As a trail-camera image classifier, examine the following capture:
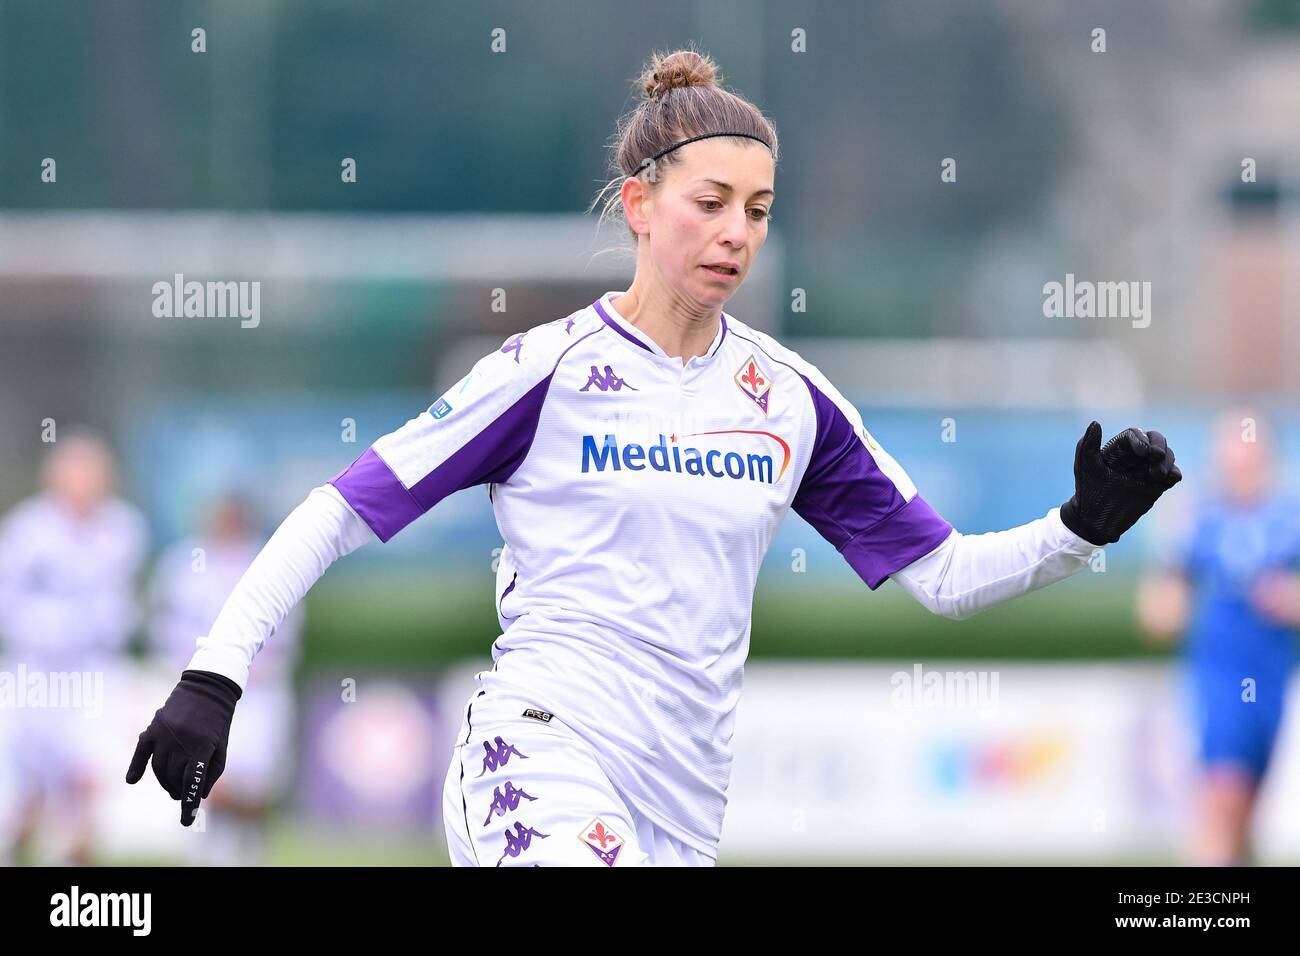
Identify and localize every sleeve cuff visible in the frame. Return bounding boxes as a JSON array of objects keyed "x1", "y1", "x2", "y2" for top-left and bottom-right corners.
[
  {"x1": 1048, "y1": 506, "x2": 1101, "y2": 556},
  {"x1": 329, "y1": 447, "x2": 423, "y2": 543},
  {"x1": 840, "y1": 494, "x2": 956, "y2": 590},
  {"x1": 186, "y1": 644, "x2": 251, "y2": 692}
]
